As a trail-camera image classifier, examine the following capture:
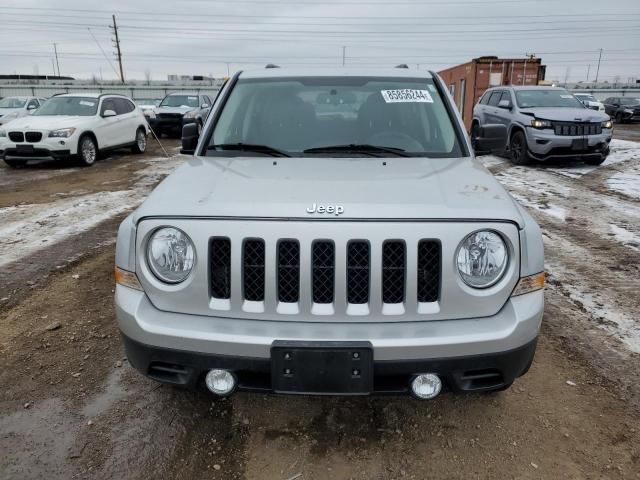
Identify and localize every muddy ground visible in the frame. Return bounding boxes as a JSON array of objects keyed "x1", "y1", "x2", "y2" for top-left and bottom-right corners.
[{"x1": 1, "y1": 126, "x2": 640, "y2": 479}]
